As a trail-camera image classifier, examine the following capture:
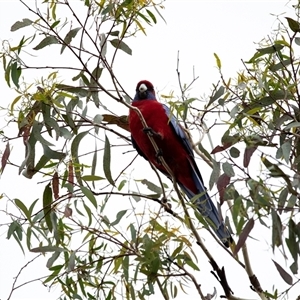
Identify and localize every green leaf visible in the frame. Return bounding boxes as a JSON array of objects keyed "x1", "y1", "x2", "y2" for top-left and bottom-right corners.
[
  {"x1": 123, "y1": 255, "x2": 129, "y2": 281},
  {"x1": 33, "y1": 36, "x2": 59, "y2": 50},
  {"x1": 30, "y1": 246, "x2": 66, "y2": 253},
  {"x1": 11, "y1": 62, "x2": 21, "y2": 88},
  {"x1": 111, "y1": 210, "x2": 127, "y2": 226},
  {"x1": 60, "y1": 127, "x2": 73, "y2": 140},
  {"x1": 34, "y1": 155, "x2": 50, "y2": 174},
  {"x1": 80, "y1": 186, "x2": 97, "y2": 208},
  {"x1": 257, "y1": 44, "x2": 284, "y2": 54},
  {"x1": 20, "y1": 131, "x2": 37, "y2": 178},
  {"x1": 57, "y1": 84, "x2": 89, "y2": 98},
  {"x1": 118, "y1": 179, "x2": 126, "y2": 191},
  {"x1": 281, "y1": 141, "x2": 291, "y2": 164},
  {"x1": 46, "y1": 251, "x2": 61, "y2": 268},
  {"x1": 68, "y1": 251, "x2": 76, "y2": 272},
  {"x1": 15, "y1": 199, "x2": 31, "y2": 221},
  {"x1": 43, "y1": 144, "x2": 66, "y2": 160},
  {"x1": 11, "y1": 18, "x2": 33, "y2": 31},
  {"x1": 32, "y1": 121, "x2": 54, "y2": 146},
  {"x1": 7, "y1": 221, "x2": 20, "y2": 239},
  {"x1": 90, "y1": 66, "x2": 103, "y2": 87},
  {"x1": 269, "y1": 59, "x2": 291, "y2": 72},
  {"x1": 99, "y1": 33, "x2": 107, "y2": 57},
  {"x1": 286, "y1": 17, "x2": 300, "y2": 33},
  {"x1": 82, "y1": 175, "x2": 105, "y2": 181},
  {"x1": 271, "y1": 209, "x2": 282, "y2": 249},
  {"x1": 284, "y1": 121, "x2": 300, "y2": 130},
  {"x1": 222, "y1": 162, "x2": 235, "y2": 177},
  {"x1": 208, "y1": 86, "x2": 225, "y2": 106},
  {"x1": 71, "y1": 131, "x2": 89, "y2": 186},
  {"x1": 295, "y1": 37, "x2": 300, "y2": 46},
  {"x1": 209, "y1": 159, "x2": 220, "y2": 190},
  {"x1": 141, "y1": 179, "x2": 162, "y2": 195},
  {"x1": 197, "y1": 142, "x2": 212, "y2": 162},
  {"x1": 185, "y1": 257, "x2": 200, "y2": 271},
  {"x1": 130, "y1": 223, "x2": 136, "y2": 242},
  {"x1": 43, "y1": 183, "x2": 53, "y2": 232},
  {"x1": 61, "y1": 27, "x2": 81, "y2": 54},
  {"x1": 103, "y1": 134, "x2": 115, "y2": 186},
  {"x1": 110, "y1": 39, "x2": 132, "y2": 55},
  {"x1": 50, "y1": 20, "x2": 60, "y2": 29},
  {"x1": 1, "y1": 141, "x2": 10, "y2": 175},
  {"x1": 278, "y1": 188, "x2": 288, "y2": 213},
  {"x1": 91, "y1": 91, "x2": 100, "y2": 108},
  {"x1": 146, "y1": 9, "x2": 157, "y2": 24},
  {"x1": 93, "y1": 114, "x2": 103, "y2": 134},
  {"x1": 91, "y1": 145, "x2": 97, "y2": 189},
  {"x1": 83, "y1": 203, "x2": 92, "y2": 226},
  {"x1": 214, "y1": 53, "x2": 221, "y2": 68},
  {"x1": 229, "y1": 147, "x2": 240, "y2": 158}
]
